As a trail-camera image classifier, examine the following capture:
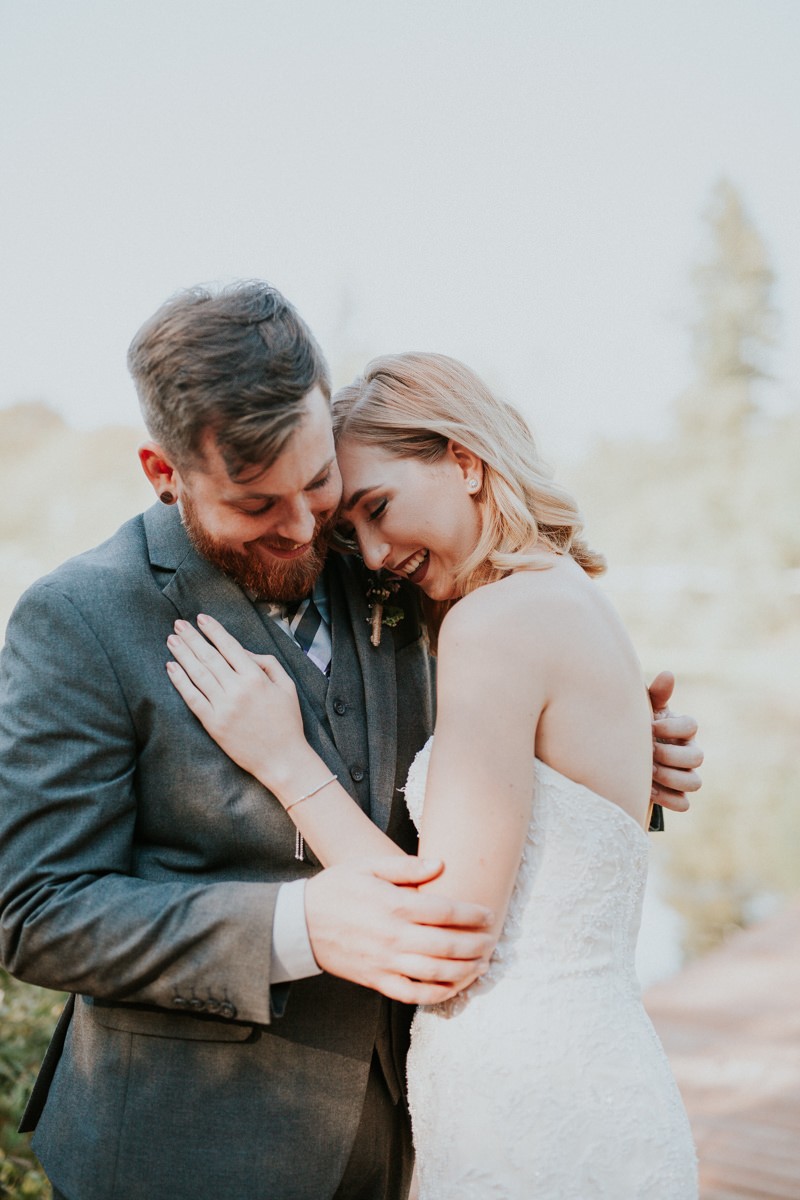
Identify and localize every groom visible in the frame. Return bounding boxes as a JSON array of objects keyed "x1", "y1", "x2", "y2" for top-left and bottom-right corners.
[{"x1": 0, "y1": 281, "x2": 701, "y2": 1200}]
